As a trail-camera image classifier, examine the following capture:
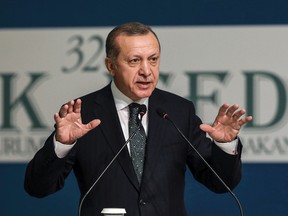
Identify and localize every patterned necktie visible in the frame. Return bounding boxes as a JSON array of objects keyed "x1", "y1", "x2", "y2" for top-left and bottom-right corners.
[{"x1": 129, "y1": 103, "x2": 146, "y2": 184}]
